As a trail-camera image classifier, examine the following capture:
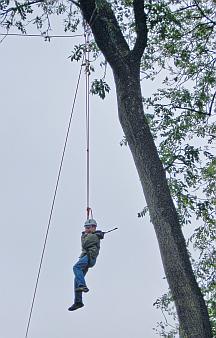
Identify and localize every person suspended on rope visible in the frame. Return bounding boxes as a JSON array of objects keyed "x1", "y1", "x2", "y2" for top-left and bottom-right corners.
[{"x1": 68, "y1": 218, "x2": 104, "y2": 311}]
